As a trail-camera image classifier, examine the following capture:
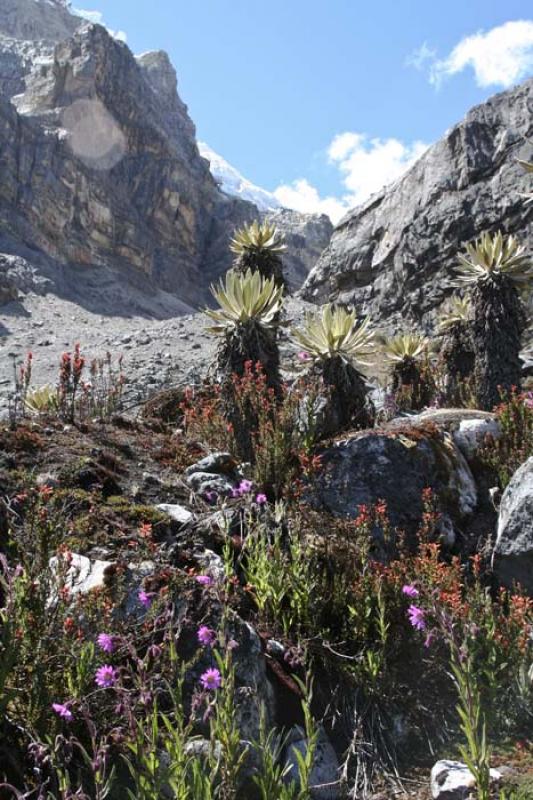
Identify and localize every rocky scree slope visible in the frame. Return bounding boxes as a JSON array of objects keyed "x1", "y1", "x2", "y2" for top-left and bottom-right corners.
[
  {"x1": 0, "y1": 0, "x2": 331, "y2": 312},
  {"x1": 302, "y1": 78, "x2": 533, "y2": 331}
]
